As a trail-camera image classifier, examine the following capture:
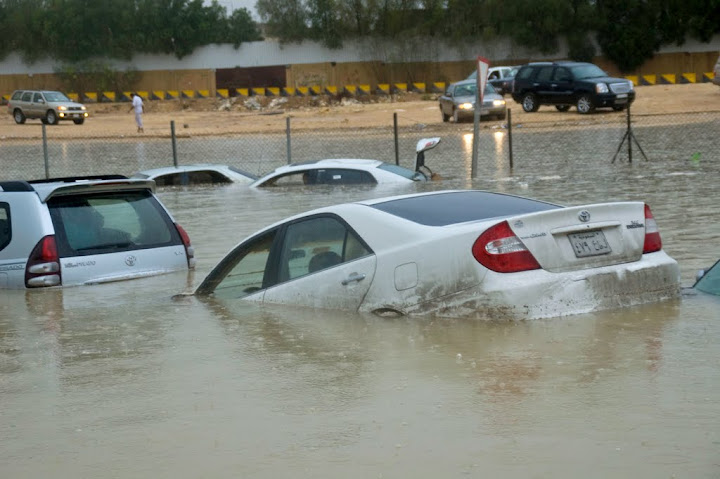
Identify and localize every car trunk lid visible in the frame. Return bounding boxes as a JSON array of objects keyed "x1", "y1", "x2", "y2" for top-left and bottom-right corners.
[{"x1": 506, "y1": 202, "x2": 648, "y2": 273}]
